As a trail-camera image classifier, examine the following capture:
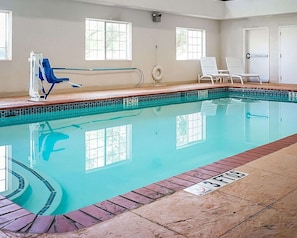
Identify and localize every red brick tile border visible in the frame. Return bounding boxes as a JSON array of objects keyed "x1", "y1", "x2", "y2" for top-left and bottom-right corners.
[{"x1": 0, "y1": 134, "x2": 297, "y2": 234}]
